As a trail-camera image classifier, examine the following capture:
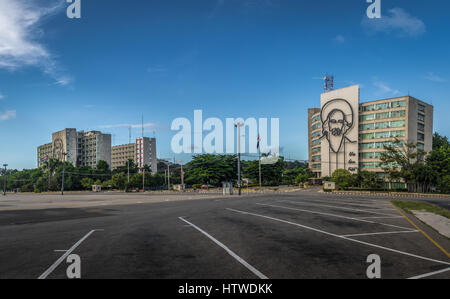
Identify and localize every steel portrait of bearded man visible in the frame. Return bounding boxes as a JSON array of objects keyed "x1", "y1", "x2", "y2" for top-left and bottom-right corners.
[{"x1": 320, "y1": 99, "x2": 356, "y2": 169}]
